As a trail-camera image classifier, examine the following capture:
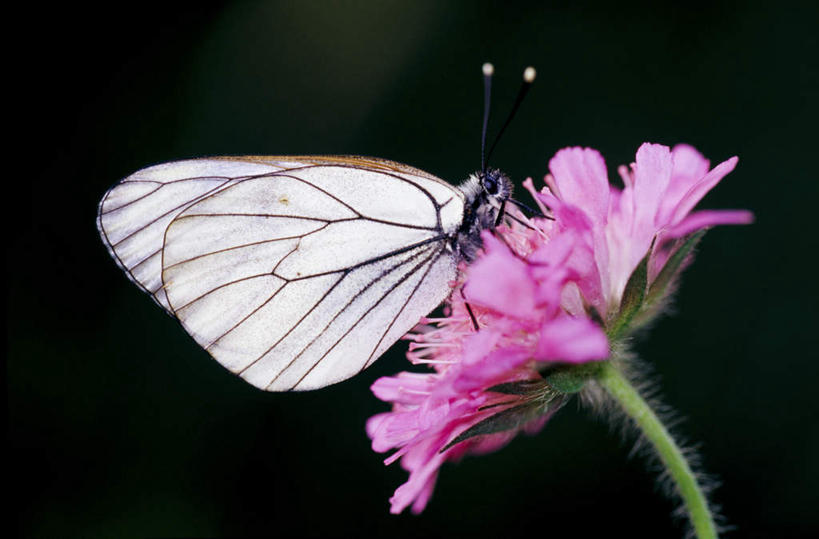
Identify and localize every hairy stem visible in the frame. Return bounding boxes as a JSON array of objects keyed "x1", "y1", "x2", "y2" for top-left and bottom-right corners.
[{"x1": 596, "y1": 361, "x2": 717, "y2": 539}]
